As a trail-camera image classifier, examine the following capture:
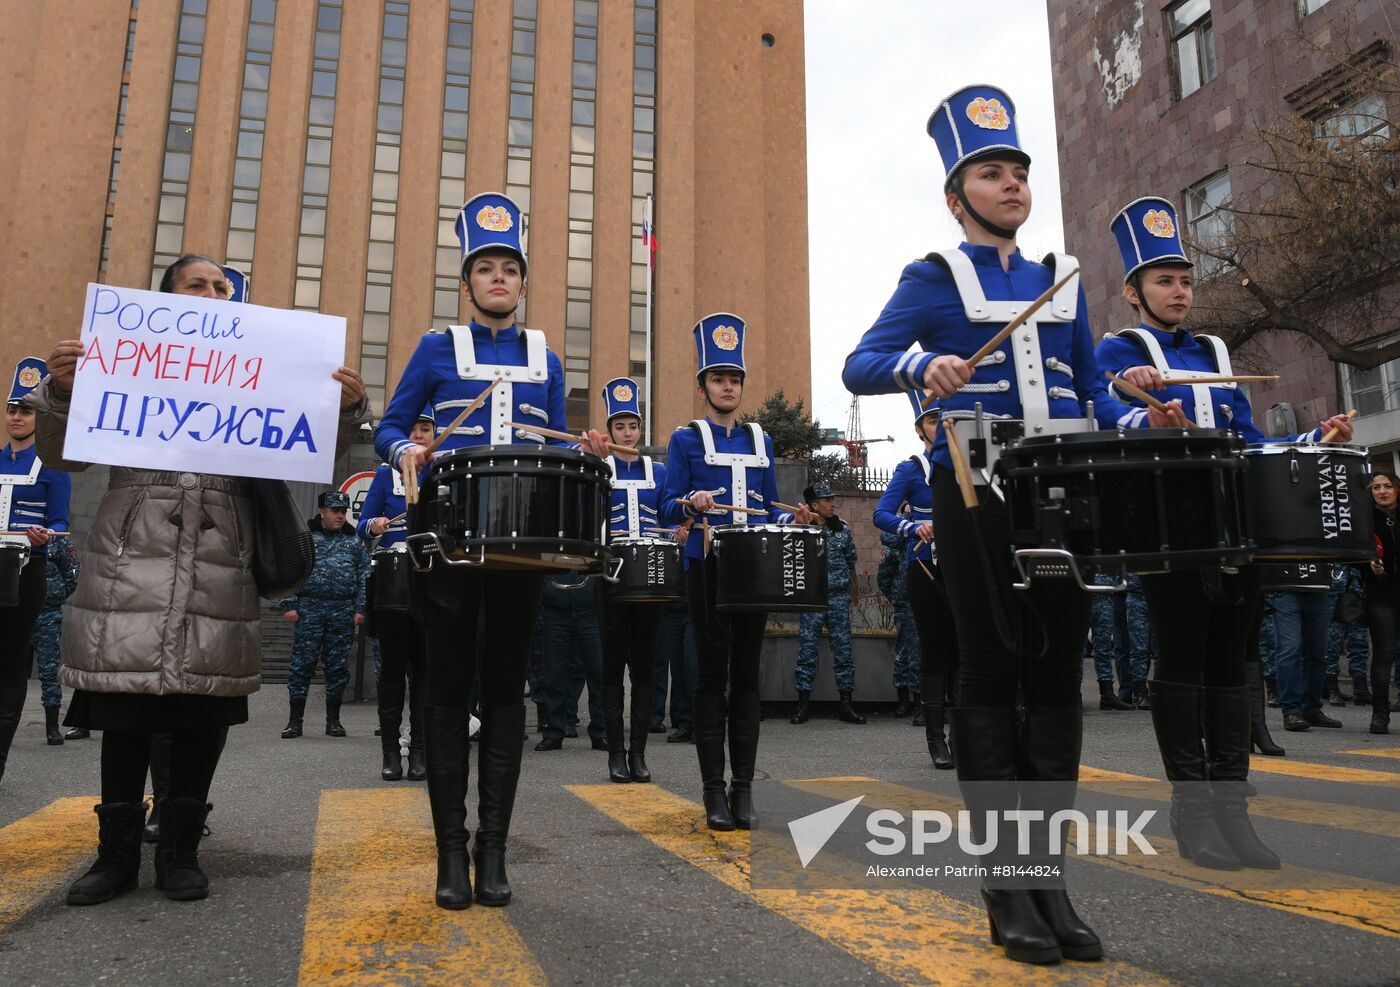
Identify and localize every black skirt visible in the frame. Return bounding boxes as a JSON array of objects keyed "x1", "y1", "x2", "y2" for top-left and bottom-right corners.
[{"x1": 64, "y1": 690, "x2": 249, "y2": 731}]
